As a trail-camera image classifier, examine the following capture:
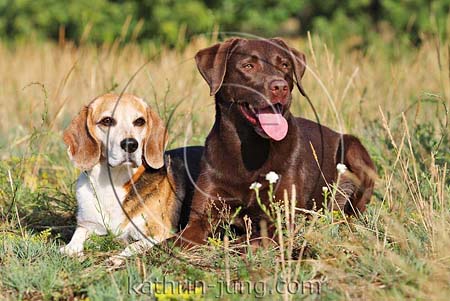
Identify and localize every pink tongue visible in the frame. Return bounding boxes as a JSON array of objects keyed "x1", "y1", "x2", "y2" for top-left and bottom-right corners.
[{"x1": 257, "y1": 112, "x2": 288, "y2": 141}]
